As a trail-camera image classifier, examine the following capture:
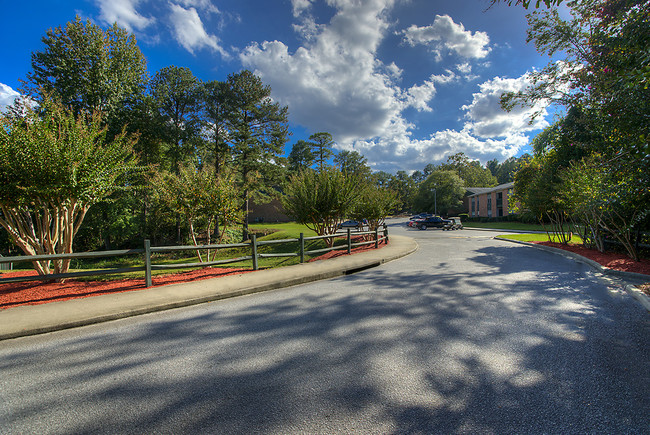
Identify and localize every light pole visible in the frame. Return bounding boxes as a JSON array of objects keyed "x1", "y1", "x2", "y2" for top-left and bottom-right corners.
[{"x1": 432, "y1": 188, "x2": 437, "y2": 216}]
